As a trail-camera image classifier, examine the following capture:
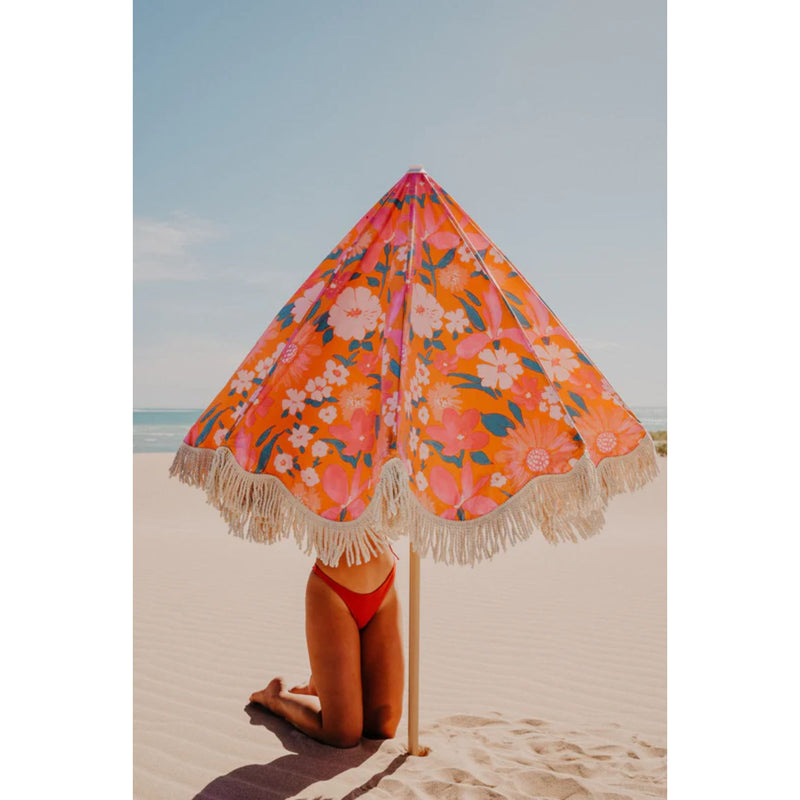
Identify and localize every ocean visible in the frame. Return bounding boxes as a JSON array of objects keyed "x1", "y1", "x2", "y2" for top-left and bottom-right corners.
[{"x1": 133, "y1": 406, "x2": 668, "y2": 454}]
